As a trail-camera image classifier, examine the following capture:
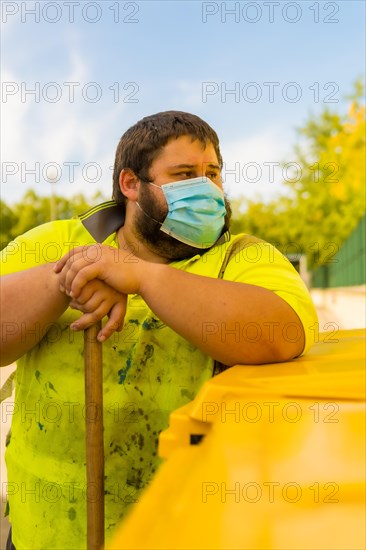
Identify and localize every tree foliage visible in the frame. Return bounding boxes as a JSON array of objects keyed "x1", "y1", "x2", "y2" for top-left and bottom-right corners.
[
  {"x1": 232, "y1": 81, "x2": 365, "y2": 269},
  {"x1": 1, "y1": 83, "x2": 365, "y2": 268},
  {"x1": 1, "y1": 190, "x2": 107, "y2": 250}
]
